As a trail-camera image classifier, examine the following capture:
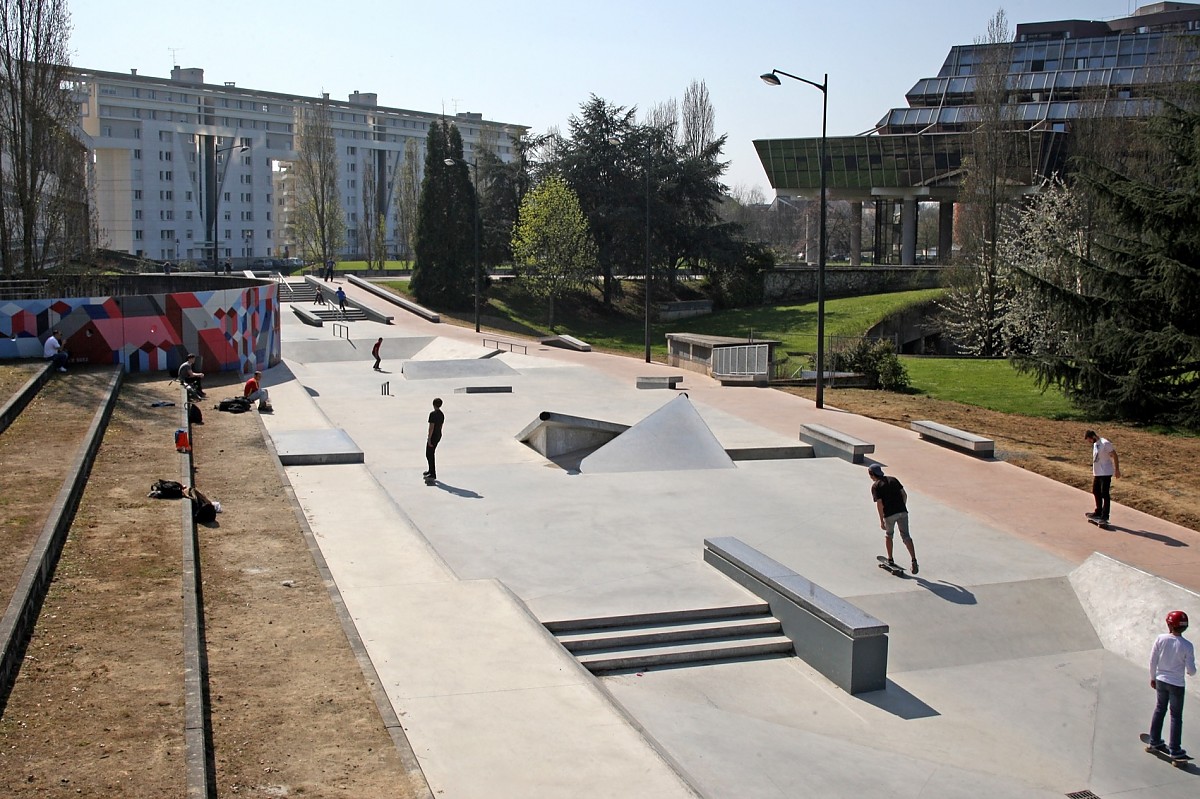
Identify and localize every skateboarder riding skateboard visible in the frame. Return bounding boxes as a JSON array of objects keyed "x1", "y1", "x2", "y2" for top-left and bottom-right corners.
[{"x1": 868, "y1": 464, "x2": 918, "y2": 575}]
